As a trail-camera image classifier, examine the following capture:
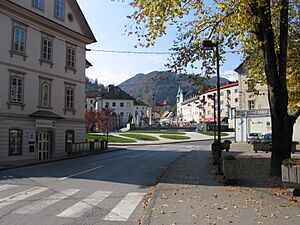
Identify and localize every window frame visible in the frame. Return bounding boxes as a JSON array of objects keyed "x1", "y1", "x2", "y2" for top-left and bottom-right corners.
[
  {"x1": 248, "y1": 100, "x2": 255, "y2": 110},
  {"x1": 9, "y1": 74, "x2": 24, "y2": 104},
  {"x1": 12, "y1": 27, "x2": 26, "y2": 54},
  {"x1": 65, "y1": 43, "x2": 77, "y2": 73},
  {"x1": 64, "y1": 83, "x2": 76, "y2": 113},
  {"x1": 54, "y1": 0, "x2": 65, "y2": 20},
  {"x1": 9, "y1": 129, "x2": 23, "y2": 156},
  {"x1": 40, "y1": 35, "x2": 53, "y2": 63},
  {"x1": 32, "y1": 0, "x2": 45, "y2": 10},
  {"x1": 65, "y1": 87, "x2": 74, "y2": 109}
]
